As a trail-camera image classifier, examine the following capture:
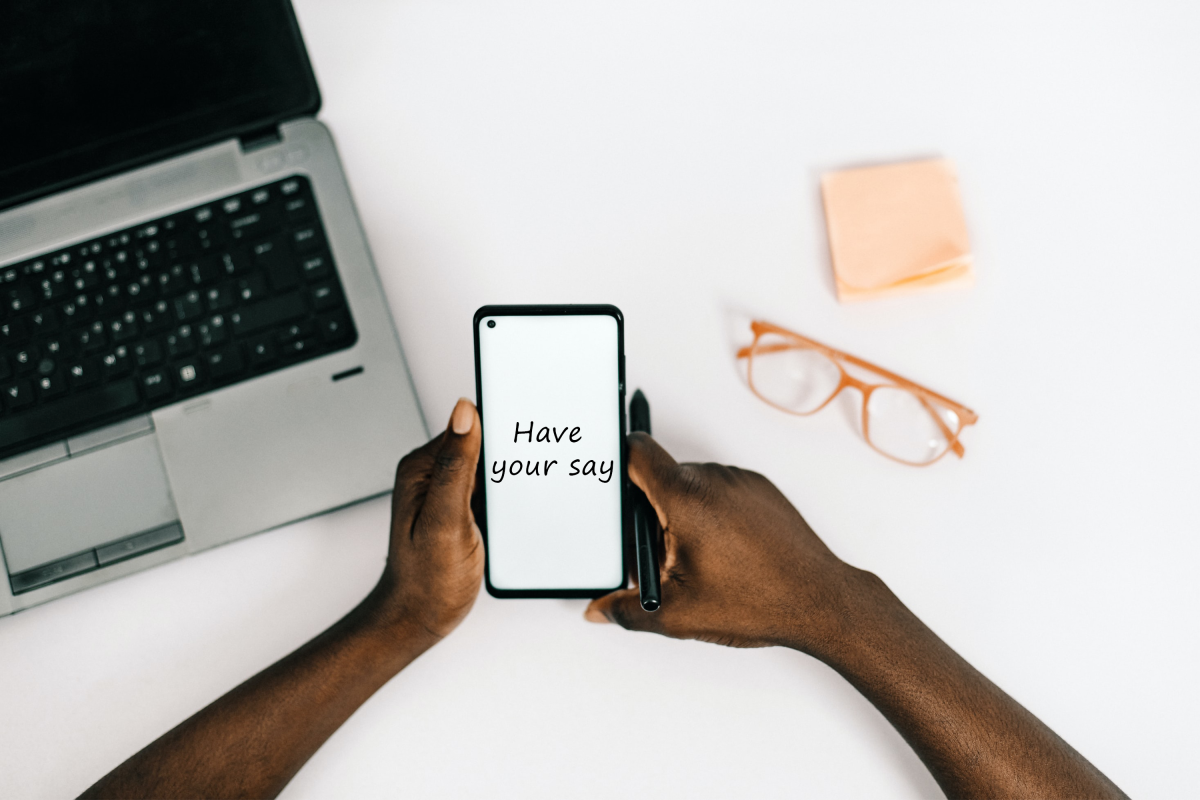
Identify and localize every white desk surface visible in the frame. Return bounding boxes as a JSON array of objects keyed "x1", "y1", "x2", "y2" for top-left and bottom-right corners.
[{"x1": 3, "y1": 2, "x2": 1197, "y2": 797}]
